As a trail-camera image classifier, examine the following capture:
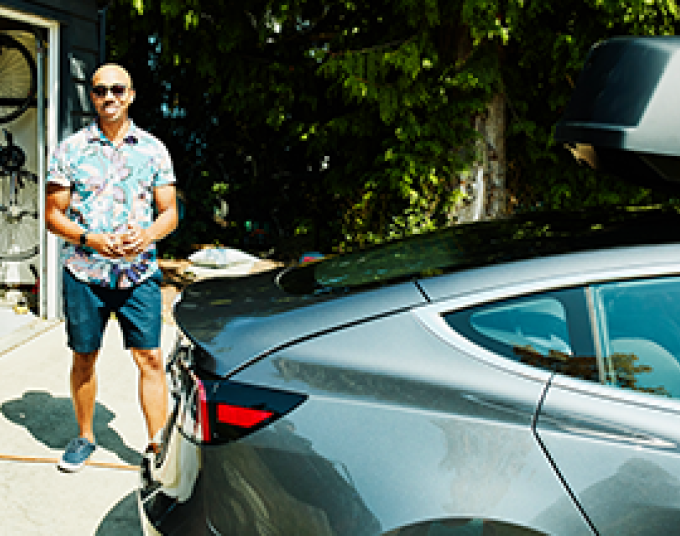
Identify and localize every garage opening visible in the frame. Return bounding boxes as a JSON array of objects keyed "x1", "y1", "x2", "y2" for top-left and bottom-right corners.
[{"x1": 0, "y1": 6, "x2": 59, "y2": 322}]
